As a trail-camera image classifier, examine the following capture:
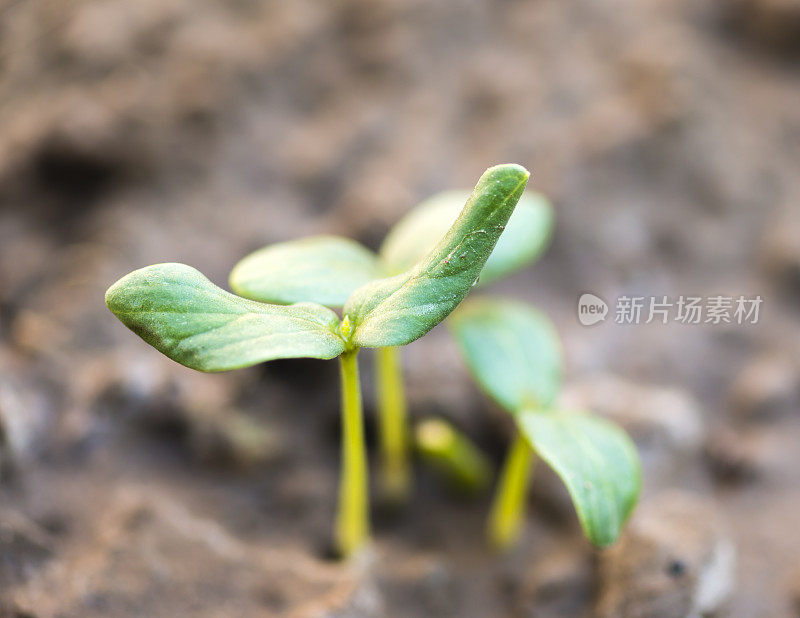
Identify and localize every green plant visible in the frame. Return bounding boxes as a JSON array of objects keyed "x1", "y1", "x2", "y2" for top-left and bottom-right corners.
[
  {"x1": 230, "y1": 181, "x2": 553, "y2": 503},
  {"x1": 414, "y1": 417, "x2": 493, "y2": 495},
  {"x1": 105, "y1": 164, "x2": 530, "y2": 558},
  {"x1": 448, "y1": 298, "x2": 641, "y2": 550}
]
